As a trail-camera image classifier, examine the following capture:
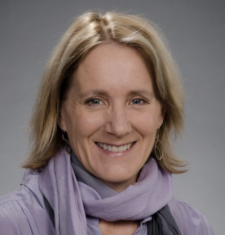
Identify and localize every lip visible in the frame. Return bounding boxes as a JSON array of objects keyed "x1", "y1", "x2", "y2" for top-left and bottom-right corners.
[{"x1": 95, "y1": 141, "x2": 136, "y2": 156}]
